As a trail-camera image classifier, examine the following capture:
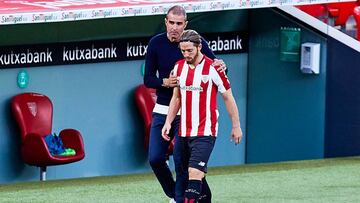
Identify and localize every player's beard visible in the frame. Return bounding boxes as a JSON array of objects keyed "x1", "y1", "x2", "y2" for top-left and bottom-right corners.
[{"x1": 186, "y1": 48, "x2": 199, "y2": 65}]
